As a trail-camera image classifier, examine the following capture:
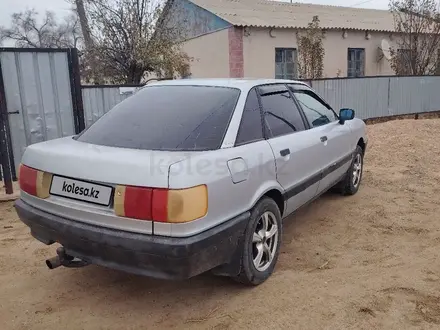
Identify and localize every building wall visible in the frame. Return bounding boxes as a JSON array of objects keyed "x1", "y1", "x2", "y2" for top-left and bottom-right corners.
[
  {"x1": 164, "y1": 0, "x2": 231, "y2": 40},
  {"x1": 323, "y1": 30, "x2": 394, "y2": 77},
  {"x1": 182, "y1": 29, "x2": 230, "y2": 78},
  {"x1": 243, "y1": 27, "x2": 395, "y2": 78},
  {"x1": 229, "y1": 27, "x2": 244, "y2": 78}
]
